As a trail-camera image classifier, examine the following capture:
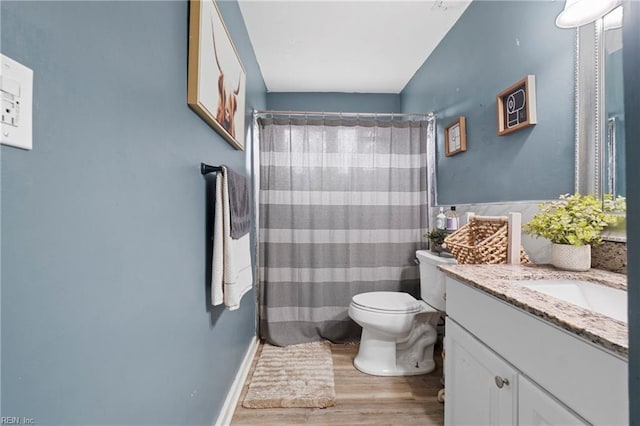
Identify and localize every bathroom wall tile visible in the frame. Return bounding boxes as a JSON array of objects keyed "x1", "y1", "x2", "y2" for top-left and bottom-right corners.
[
  {"x1": 431, "y1": 201, "x2": 551, "y2": 264},
  {"x1": 432, "y1": 201, "x2": 629, "y2": 270}
]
